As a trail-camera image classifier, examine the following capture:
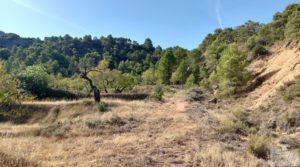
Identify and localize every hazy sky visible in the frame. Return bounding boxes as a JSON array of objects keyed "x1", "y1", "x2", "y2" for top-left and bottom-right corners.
[{"x1": 0, "y1": 0, "x2": 299, "y2": 49}]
